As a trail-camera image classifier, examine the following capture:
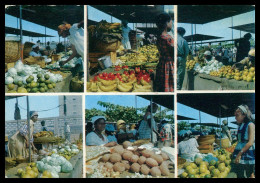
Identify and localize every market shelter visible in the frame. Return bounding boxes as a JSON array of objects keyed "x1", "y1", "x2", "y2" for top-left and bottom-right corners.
[{"x1": 229, "y1": 23, "x2": 255, "y2": 34}]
